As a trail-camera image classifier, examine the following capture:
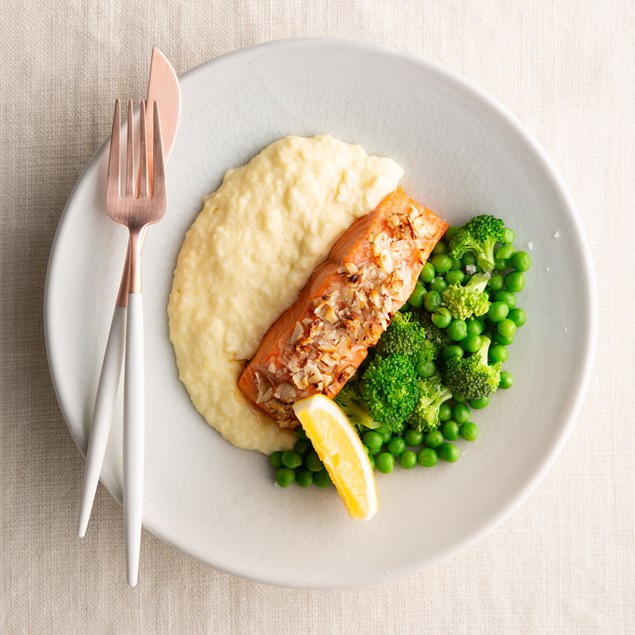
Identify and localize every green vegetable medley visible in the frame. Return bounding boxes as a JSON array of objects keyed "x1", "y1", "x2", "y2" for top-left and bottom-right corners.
[{"x1": 270, "y1": 214, "x2": 530, "y2": 488}]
